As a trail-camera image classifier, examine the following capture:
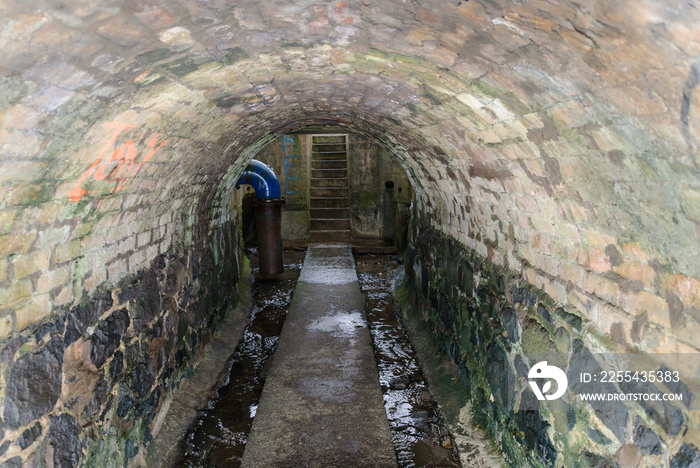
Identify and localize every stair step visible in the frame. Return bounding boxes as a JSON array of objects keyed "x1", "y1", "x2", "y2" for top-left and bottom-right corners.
[
  {"x1": 311, "y1": 153, "x2": 348, "y2": 161},
  {"x1": 310, "y1": 208, "x2": 350, "y2": 219},
  {"x1": 311, "y1": 169, "x2": 347, "y2": 178},
  {"x1": 311, "y1": 187, "x2": 348, "y2": 197},
  {"x1": 311, "y1": 136, "x2": 346, "y2": 144},
  {"x1": 310, "y1": 197, "x2": 349, "y2": 208},
  {"x1": 310, "y1": 218, "x2": 351, "y2": 231},
  {"x1": 310, "y1": 230, "x2": 352, "y2": 242},
  {"x1": 310, "y1": 177, "x2": 348, "y2": 188},
  {"x1": 311, "y1": 149, "x2": 347, "y2": 154},
  {"x1": 311, "y1": 160, "x2": 347, "y2": 170}
]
